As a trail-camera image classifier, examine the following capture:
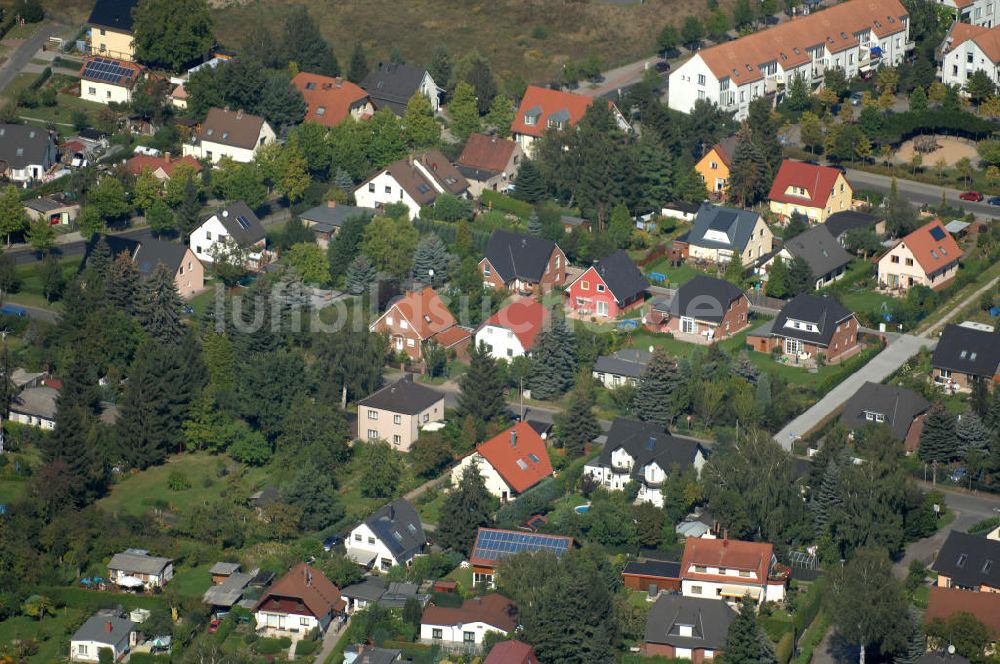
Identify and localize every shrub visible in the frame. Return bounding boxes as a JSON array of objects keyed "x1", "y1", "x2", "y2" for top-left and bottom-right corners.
[
  {"x1": 167, "y1": 470, "x2": 191, "y2": 491},
  {"x1": 481, "y1": 190, "x2": 533, "y2": 218},
  {"x1": 253, "y1": 637, "x2": 291, "y2": 655},
  {"x1": 294, "y1": 639, "x2": 319, "y2": 655},
  {"x1": 775, "y1": 631, "x2": 794, "y2": 664},
  {"x1": 969, "y1": 516, "x2": 1000, "y2": 535}
]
